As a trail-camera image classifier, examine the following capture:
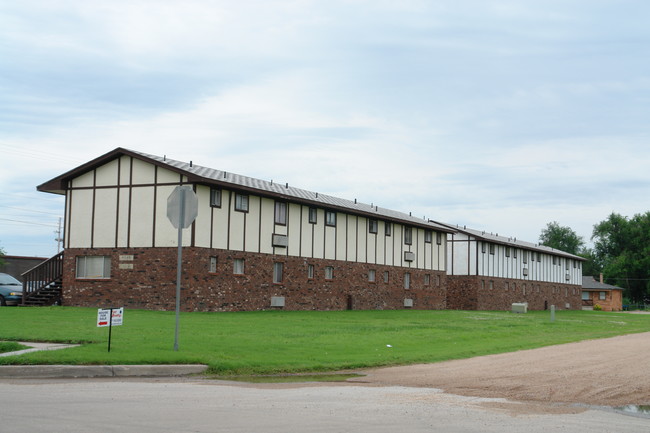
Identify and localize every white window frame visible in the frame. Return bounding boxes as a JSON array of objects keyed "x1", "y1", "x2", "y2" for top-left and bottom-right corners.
[
  {"x1": 324, "y1": 266, "x2": 334, "y2": 280},
  {"x1": 76, "y1": 255, "x2": 111, "y2": 279}
]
